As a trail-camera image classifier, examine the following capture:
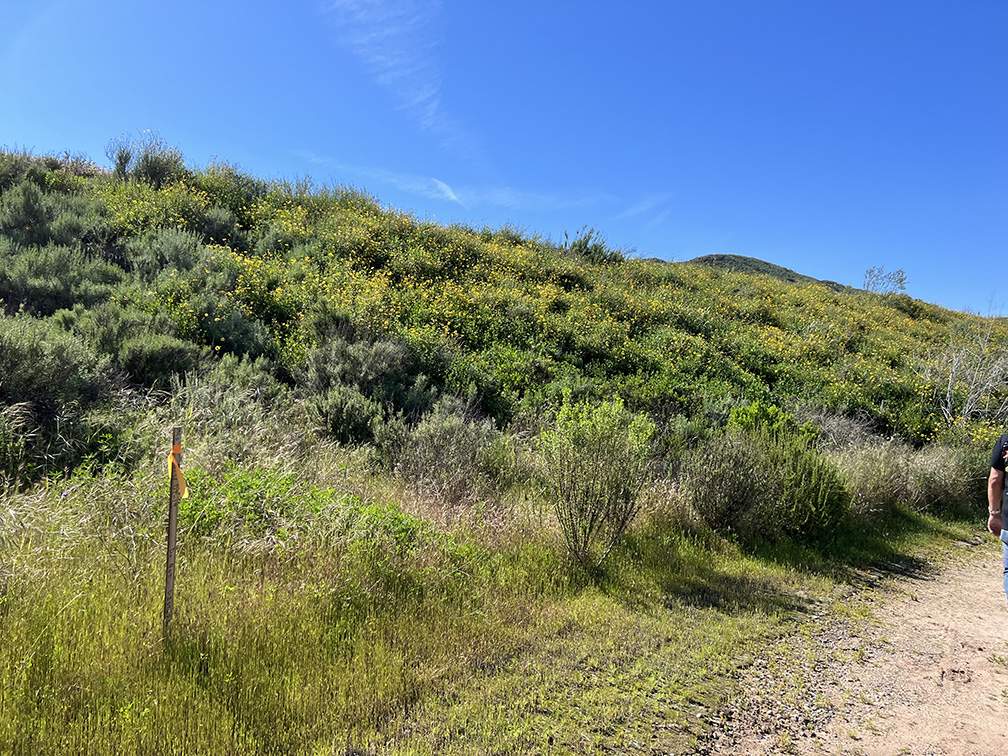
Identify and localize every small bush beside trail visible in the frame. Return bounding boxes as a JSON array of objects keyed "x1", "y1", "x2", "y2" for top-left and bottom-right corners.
[{"x1": 536, "y1": 396, "x2": 654, "y2": 568}]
